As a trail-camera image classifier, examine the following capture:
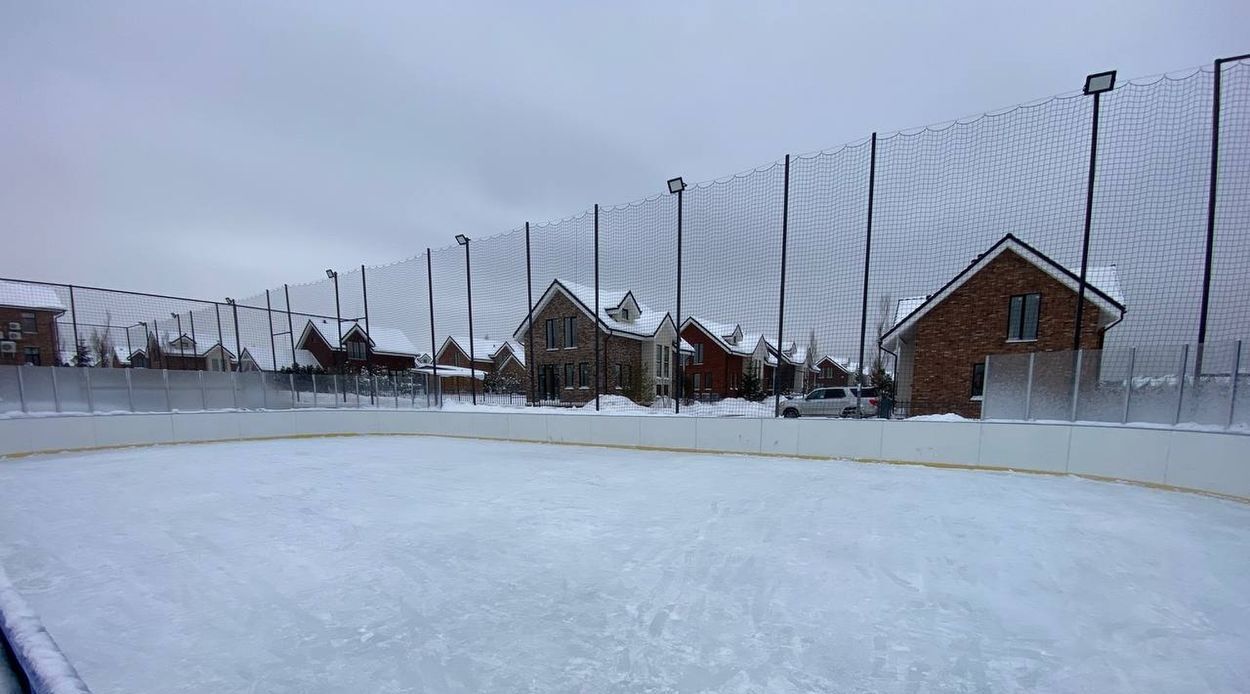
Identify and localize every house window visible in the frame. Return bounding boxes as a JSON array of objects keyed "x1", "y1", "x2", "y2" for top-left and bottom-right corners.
[
  {"x1": 662, "y1": 346, "x2": 671, "y2": 378},
  {"x1": 347, "y1": 341, "x2": 367, "y2": 360},
  {"x1": 23, "y1": 347, "x2": 40, "y2": 366},
  {"x1": 545, "y1": 319, "x2": 558, "y2": 350},
  {"x1": 692, "y1": 343, "x2": 704, "y2": 364},
  {"x1": 563, "y1": 363, "x2": 574, "y2": 389},
  {"x1": 563, "y1": 317, "x2": 576, "y2": 348},
  {"x1": 1007, "y1": 293, "x2": 1041, "y2": 341},
  {"x1": 971, "y1": 362, "x2": 986, "y2": 399},
  {"x1": 20, "y1": 312, "x2": 37, "y2": 333},
  {"x1": 692, "y1": 373, "x2": 701, "y2": 391},
  {"x1": 706, "y1": 374, "x2": 713, "y2": 391},
  {"x1": 621, "y1": 308, "x2": 630, "y2": 320},
  {"x1": 578, "y1": 362, "x2": 589, "y2": 388}
]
